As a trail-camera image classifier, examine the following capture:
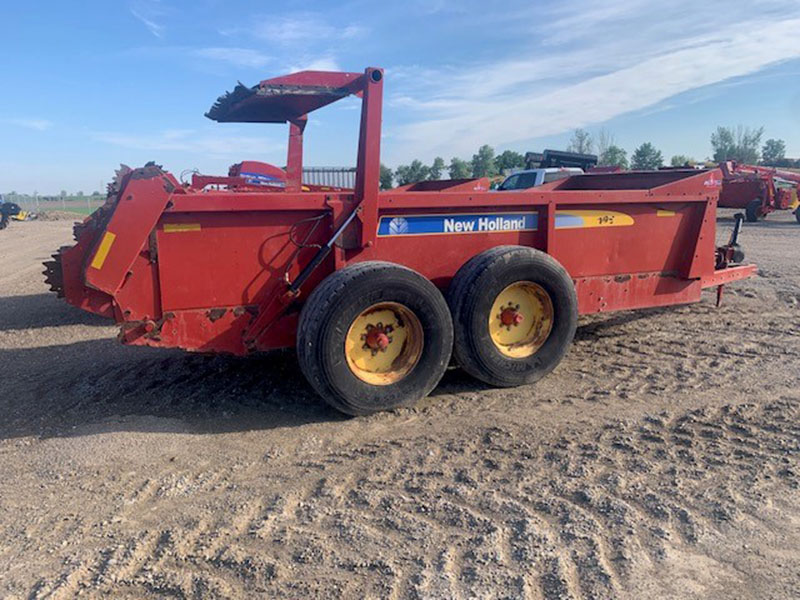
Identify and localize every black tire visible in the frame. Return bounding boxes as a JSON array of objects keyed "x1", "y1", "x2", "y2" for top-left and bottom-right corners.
[
  {"x1": 795, "y1": 207, "x2": 800, "y2": 225},
  {"x1": 297, "y1": 261, "x2": 453, "y2": 416},
  {"x1": 745, "y1": 199, "x2": 763, "y2": 223},
  {"x1": 448, "y1": 246, "x2": 577, "y2": 387}
]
